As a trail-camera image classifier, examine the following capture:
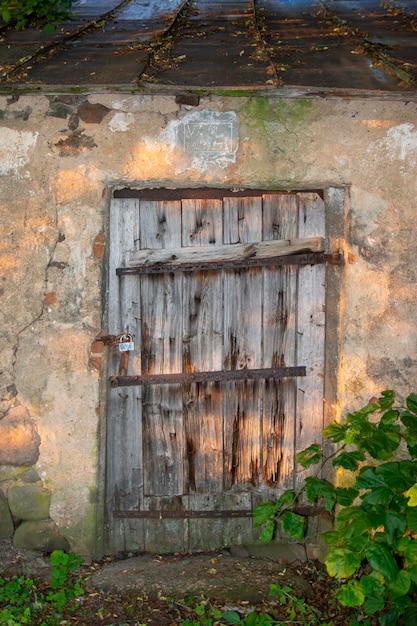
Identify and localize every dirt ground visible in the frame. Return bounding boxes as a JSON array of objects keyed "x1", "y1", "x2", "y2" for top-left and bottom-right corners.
[{"x1": 0, "y1": 539, "x2": 356, "y2": 624}]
